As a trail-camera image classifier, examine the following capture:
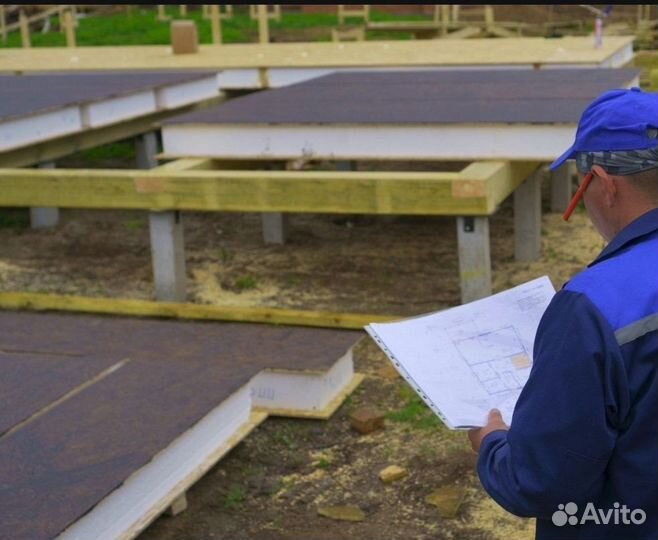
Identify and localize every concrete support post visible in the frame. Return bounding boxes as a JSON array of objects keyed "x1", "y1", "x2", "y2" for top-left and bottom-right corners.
[
  {"x1": 135, "y1": 132, "x2": 159, "y2": 169},
  {"x1": 136, "y1": 132, "x2": 187, "y2": 302},
  {"x1": 149, "y1": 210, "x2": 187, "y2": 302},
  {"x1": 550, "y1": 162, "x2": 574, "y2": 213},
  {"x1": 262, "y1": 213, "x2": 287, "y2": 245},
  {"x1": 30, "y1": 162, "x2": 59, "y2": 229},
  {"x1": 457, "y1": 216, "x2": 492, "y2": 304},
  {"x1": 514, "y1": 169, "x2": 542, "y2": 262}
]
